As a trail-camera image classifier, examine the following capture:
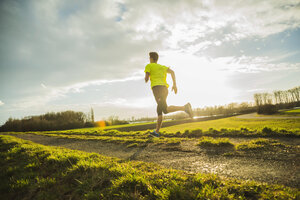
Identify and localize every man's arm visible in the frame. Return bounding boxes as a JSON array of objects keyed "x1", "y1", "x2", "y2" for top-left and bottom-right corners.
[
  {"x1": 145, "y1": 72, "x2": 150, "y2": 83},
  {"x1": 167, "y1": 68, "x2": 177, "y2": 94}
]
